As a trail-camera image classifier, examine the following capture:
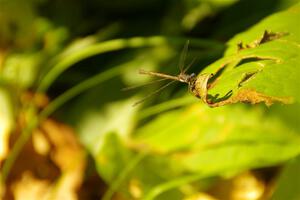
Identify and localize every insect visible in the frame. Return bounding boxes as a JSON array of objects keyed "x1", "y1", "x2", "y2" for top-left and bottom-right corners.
[{"x1": 127, "y1": 41, "x2": 208, "y2": 106}]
